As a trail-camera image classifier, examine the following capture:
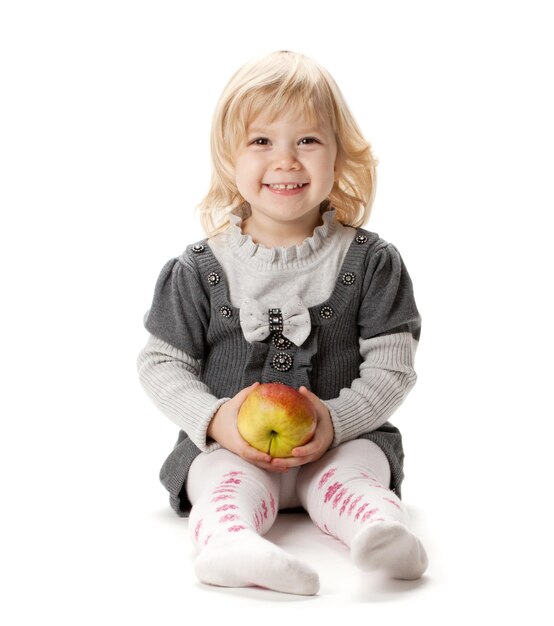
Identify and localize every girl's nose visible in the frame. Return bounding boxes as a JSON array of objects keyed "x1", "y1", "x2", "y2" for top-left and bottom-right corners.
[{"x1": 272, "y1": 148, "x2": 300, "y2": 170}]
